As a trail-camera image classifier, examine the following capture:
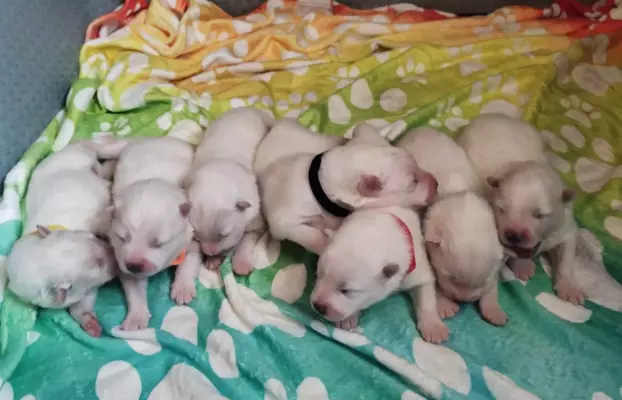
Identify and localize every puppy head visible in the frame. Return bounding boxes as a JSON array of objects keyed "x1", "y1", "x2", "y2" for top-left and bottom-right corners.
[
  {"x1": 487, "y1": 162, "x2": 574, "y2": 257},
  {"x1": 187, "y1": 162, "x2": 259, "y2": 256},
  {"x1": 7, "y1": 229, "x2": 117, "y2": 308},
  {"x1": 109, "y1": 179, "x2": 192, "y2": 277},
  {"x1": 321, "y1": 128, "x2": 437, "y2": 210},
  {"x1": 424, "y1": 192, "x2": 504, "y2": 302},
  {"x1": 310, "y1": 210, "x2": 409, "y2": 321}
]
